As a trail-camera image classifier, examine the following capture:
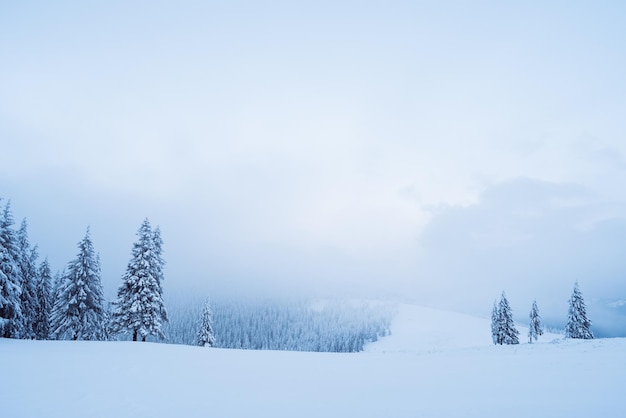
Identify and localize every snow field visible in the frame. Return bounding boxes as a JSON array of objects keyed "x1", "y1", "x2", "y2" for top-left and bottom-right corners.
[{"x1": 1, "y1": 303, "x2": 623, "y2": 418}]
